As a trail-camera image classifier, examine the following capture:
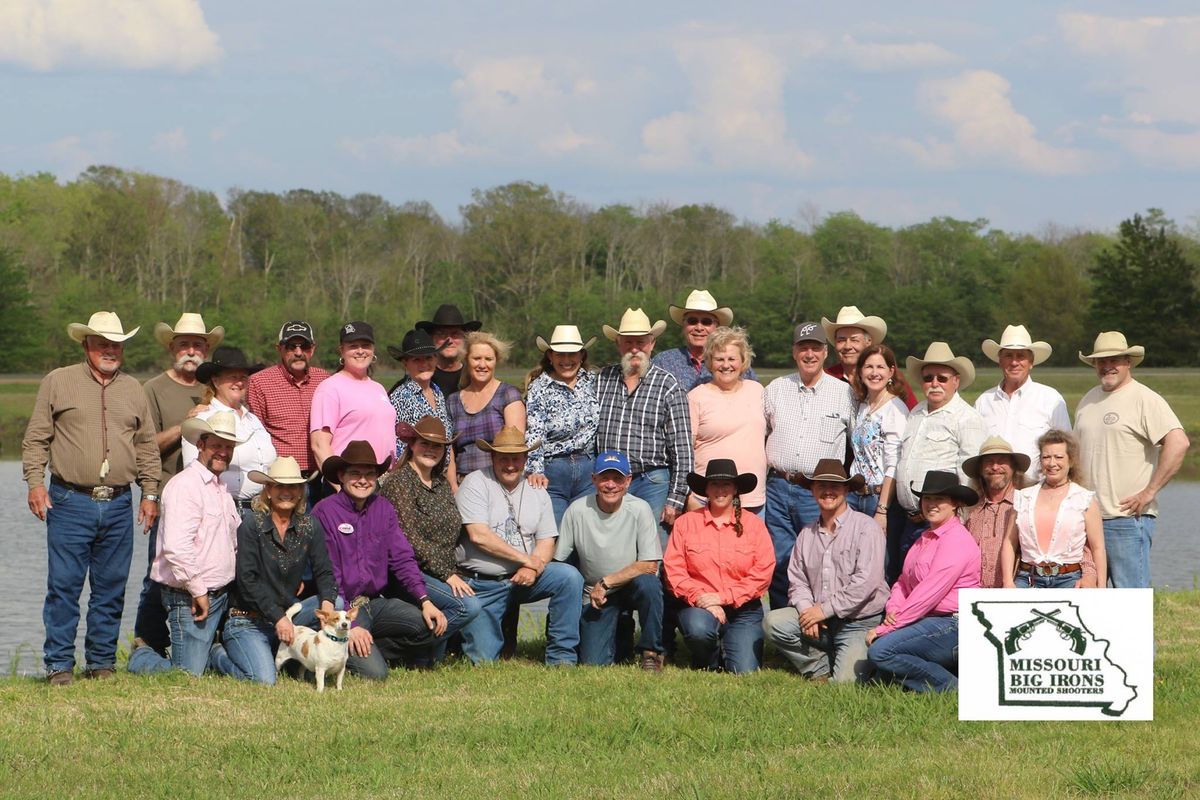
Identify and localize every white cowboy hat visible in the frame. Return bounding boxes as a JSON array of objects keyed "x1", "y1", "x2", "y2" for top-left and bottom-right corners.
[
  {"x1": 1078, "y1": 331, "x2": 1145, "y2": 368},
  {"x1": 602, "y1": 308, "x2": 668, "y2": 341},
  {"x1": 154, "y1": 313, "x2": 225, "y2": 349},
  {"x1": 905, "y1": 341, "x2": 976, "y2": 390},
  {"x1": 248, "y1": 456, "x2": 316, "y2": 485},
  {"x1": 536, "y1": 324, "x2": 597, "y2": 353},
  {"x1": 182, "y1": 411, "x2": 249, "y2": 446},
  {"x1": 67, "y1": 311, "x2": 140, "y2": 343},
  {"x1": 668, "y1": 289, "x2": 733, "y2": 327},
  {"x1": 981, "y1": 324, "x2": 1052, "y2": 366},
  {"x1": 820, "y1": 305, "x2": 887, "y2": 345}
]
